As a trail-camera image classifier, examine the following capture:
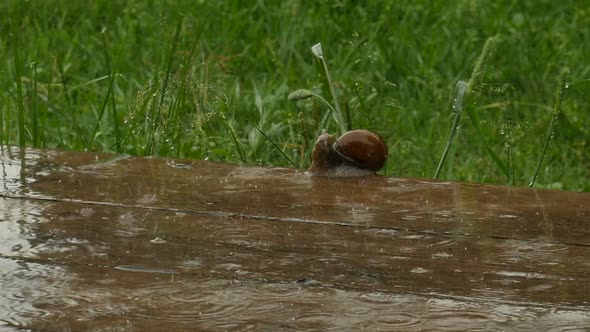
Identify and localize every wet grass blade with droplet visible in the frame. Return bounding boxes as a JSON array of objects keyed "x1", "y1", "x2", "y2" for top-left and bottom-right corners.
[
  {"x1": 529, "y1": 67, "x2": 569, "y2": 188},
  {"x1": 145, "y1": 16, "x2": 184, "y2": 156},
  {"x1": 439, "y1": 37, "x2": 508, "y2": 179},
  {"x1": 434, "y1": 80, "x2": 467, "y2": 179},
  {"x1": 464, "y1": 102, "x2": 508, "y2": 177},
  {"x1": 465, "y1": 37, "x2": 508, "y2": 177}
]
